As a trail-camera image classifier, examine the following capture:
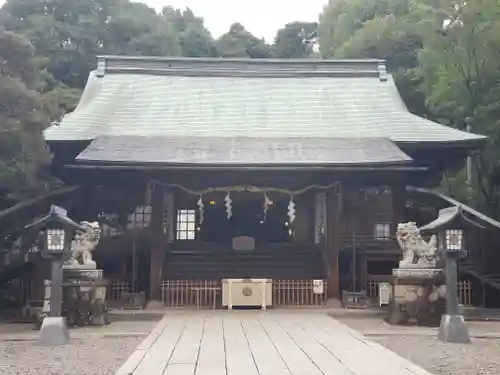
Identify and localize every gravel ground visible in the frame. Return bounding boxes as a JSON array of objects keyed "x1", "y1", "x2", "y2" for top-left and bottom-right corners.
[
  {"x1": 336, "y1": 315, "x2": 500, "y2": 375},
  {"x1": 375, "y1": 336, "x2": 500, "y2": 375},
  {"x1": 0, "y1": 320, "x2": 157, "y2": 375}
]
